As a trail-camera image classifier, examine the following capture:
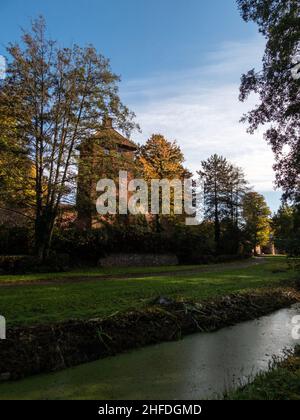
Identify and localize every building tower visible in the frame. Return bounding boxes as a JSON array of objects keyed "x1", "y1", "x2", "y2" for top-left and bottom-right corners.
[{"x1": 76, "y1": 117, "x2": 137, "y2": 229}]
